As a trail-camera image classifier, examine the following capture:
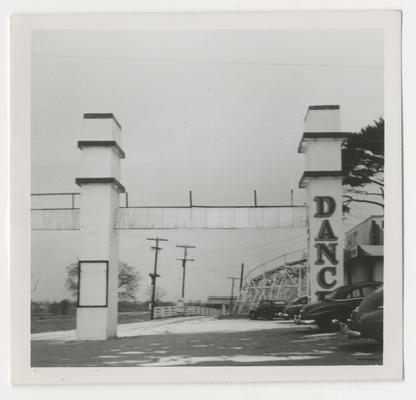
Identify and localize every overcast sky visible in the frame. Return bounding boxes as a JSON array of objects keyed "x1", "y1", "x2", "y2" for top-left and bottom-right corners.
[{"x1": 31, "y1": 28, "x2": 384, "y2": 302}]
